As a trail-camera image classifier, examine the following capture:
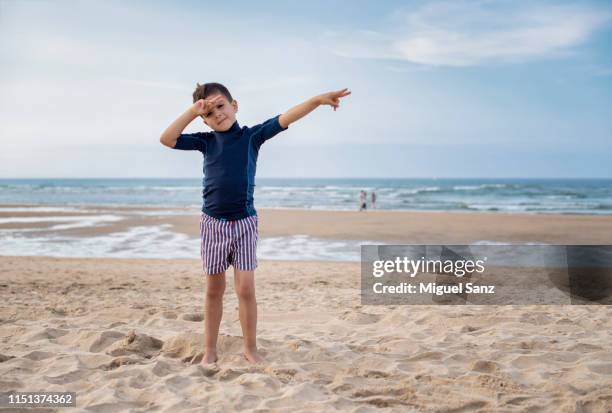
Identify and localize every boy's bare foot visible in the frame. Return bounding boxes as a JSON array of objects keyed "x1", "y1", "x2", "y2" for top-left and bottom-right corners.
[
  {"x1": 243, "y1": 347, "x2": 264, "y2": 364},
  {"x1": 201, "y1": 351, "x2": 218, "y2": 364}
]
